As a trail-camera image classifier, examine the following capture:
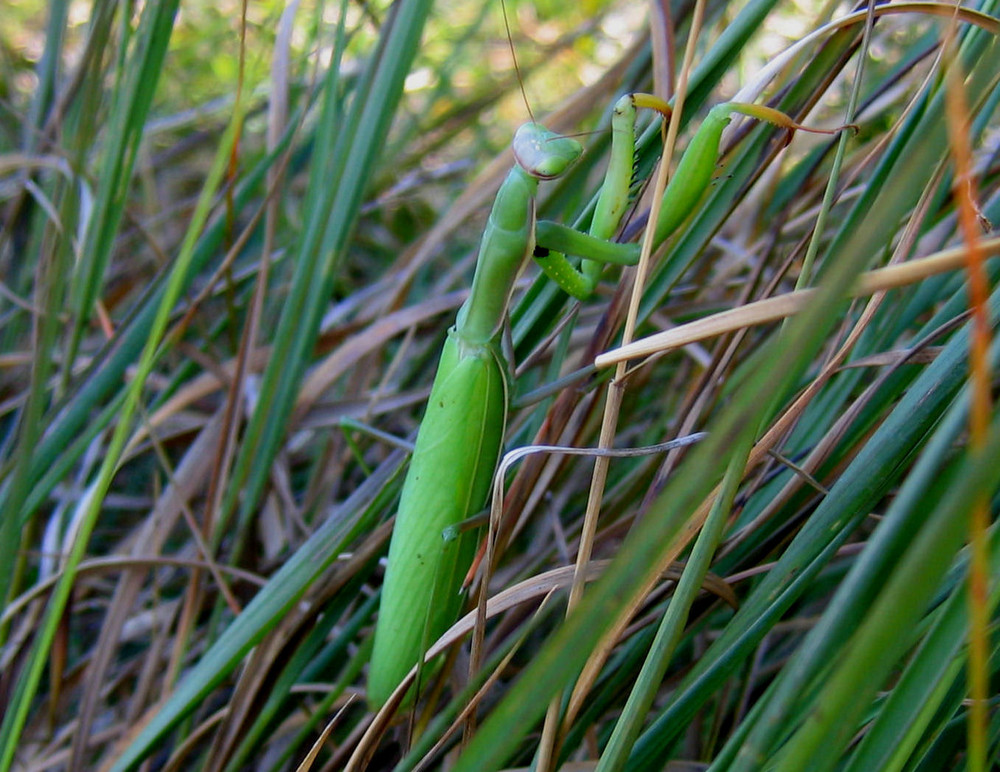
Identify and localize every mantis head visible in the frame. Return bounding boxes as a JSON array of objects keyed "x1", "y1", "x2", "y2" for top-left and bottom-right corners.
[{"x1": 512, "y1": 123, "x2": 583, "y2": 180}]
